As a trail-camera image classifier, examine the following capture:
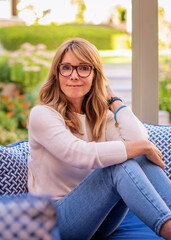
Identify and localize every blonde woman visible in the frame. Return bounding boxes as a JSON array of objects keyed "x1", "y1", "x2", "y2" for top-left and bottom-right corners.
[{"x1": 28, "y1": 38, "x2": 171, "y2": 240}]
